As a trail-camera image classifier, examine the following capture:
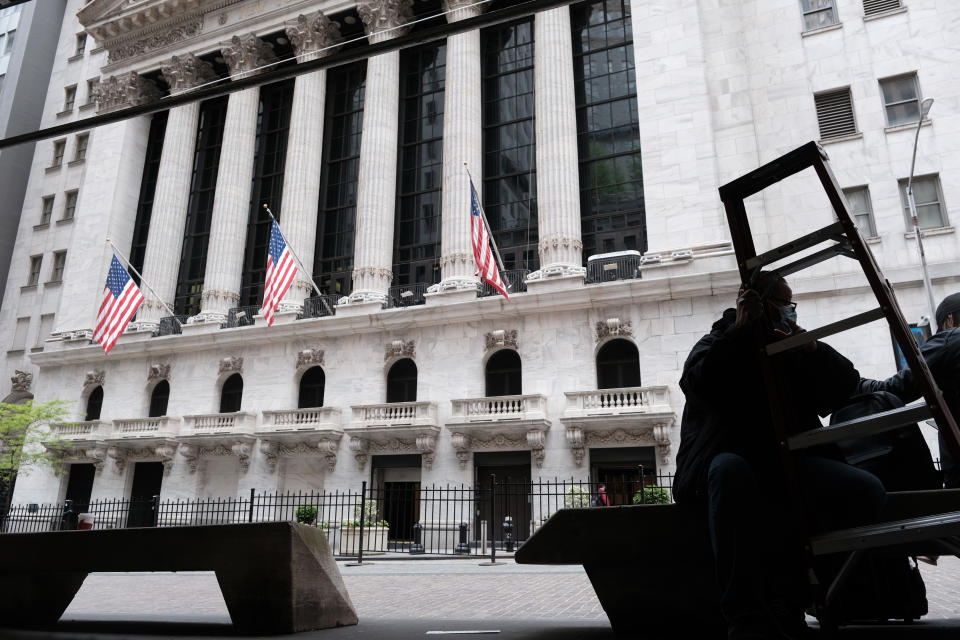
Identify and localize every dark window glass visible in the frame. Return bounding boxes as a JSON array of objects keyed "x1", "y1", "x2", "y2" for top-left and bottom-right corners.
[
  {"x1": 596, "y1": 339, "x2": 641, "y2": 389},
  {"x1": 386, "y1": 359, "x2": 418, "y2": 403},
  {"x1": 239, "y1": 80, "x2": 295, "y2": 306},
  {"x1": 393, "y1": 42, "x2": 445, "y2": 287},
  {"x1": 298, "y1": 367, "x2": 326, "y2": 408},
  {"x1": 485, "y1": 349, "x2": 522, "y2": 397},
  {"x1": 481, "y1": 19, "x2": 539, "y2": 271},
  {"x1": 314, "y1": 62, "x2": 366, "y2": 297},
  {"x1": 129, "y1": 111, "x2": 169, "y2": 285},
  {"x1": 572, "y1": 1, "x2": 646, "y2": 260},
  {"x1": 220, "y1": 373, "x2": 243, "y2": 413},
  {"x1": 149, "y1": 380, "x2": 170, "y2": 418},
  {"x1": 85, "y1": 386, "x2": 103, "y2": 421},
  {"x1": 175, "y1": 96, "x2": 229, "y2": 316}
]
